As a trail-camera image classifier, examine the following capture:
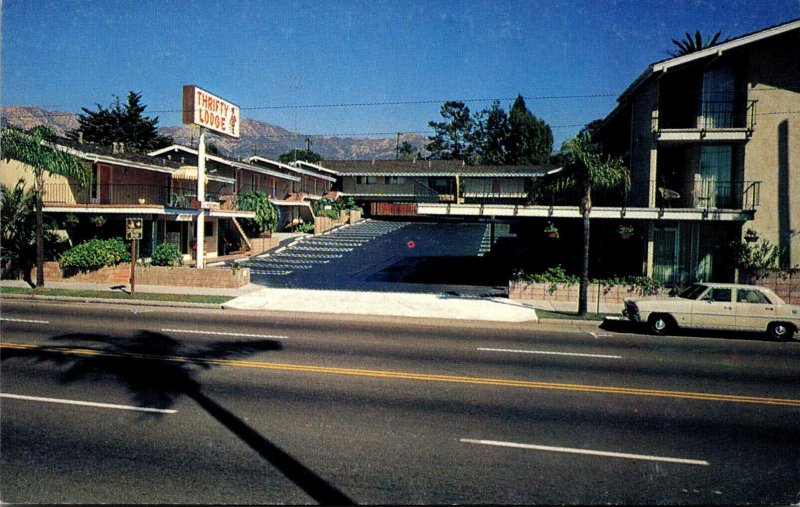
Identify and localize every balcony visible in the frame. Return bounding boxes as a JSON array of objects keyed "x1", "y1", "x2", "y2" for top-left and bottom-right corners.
[
  {"x1": 42, "y1": 183, "x2": 242, "y2": 210},
  {"x1": 654, "y1": 179, "x2": 760, "y2": 210},
  {"x1": 653, "y1": 92, "x2": 756, "y2": 142}
]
